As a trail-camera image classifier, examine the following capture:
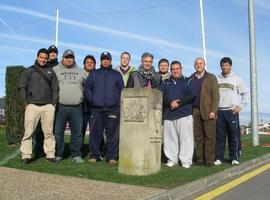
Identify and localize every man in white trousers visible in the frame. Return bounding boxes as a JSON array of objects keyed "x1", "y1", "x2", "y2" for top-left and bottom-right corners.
[{"x1": 159, "y1": 60, "x2": 195, "y2": 168}]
